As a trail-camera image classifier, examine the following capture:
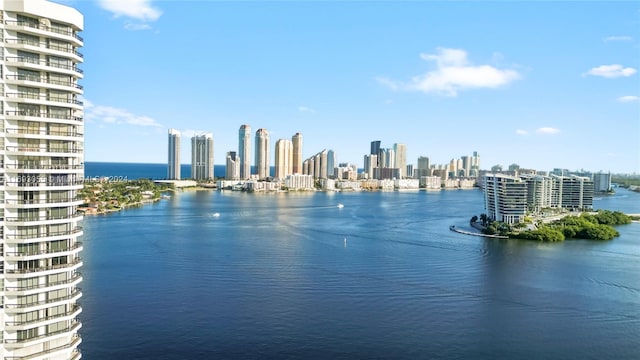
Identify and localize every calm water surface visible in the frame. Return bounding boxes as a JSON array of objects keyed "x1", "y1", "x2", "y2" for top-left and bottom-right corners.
[{"x1": 79, "y1": 188, "x2": 640, "y2": 359}]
